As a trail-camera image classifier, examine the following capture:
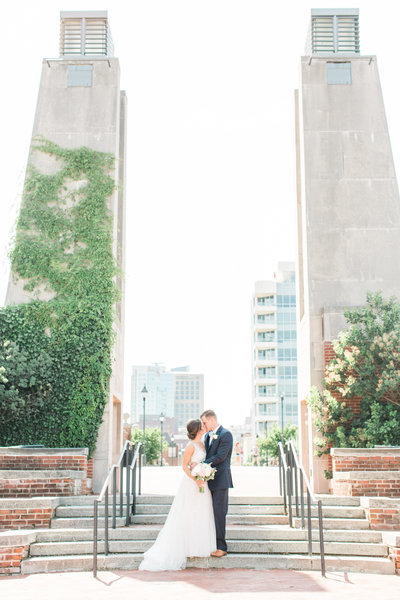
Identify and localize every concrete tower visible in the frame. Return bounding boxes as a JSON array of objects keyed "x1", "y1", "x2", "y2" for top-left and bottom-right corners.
[
  {"x1": 6, "y1": 11, "x2": 127, "y2": 491},
  {"x1": 295, "y1": 9, "x2": 400, "y2": 491}
]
